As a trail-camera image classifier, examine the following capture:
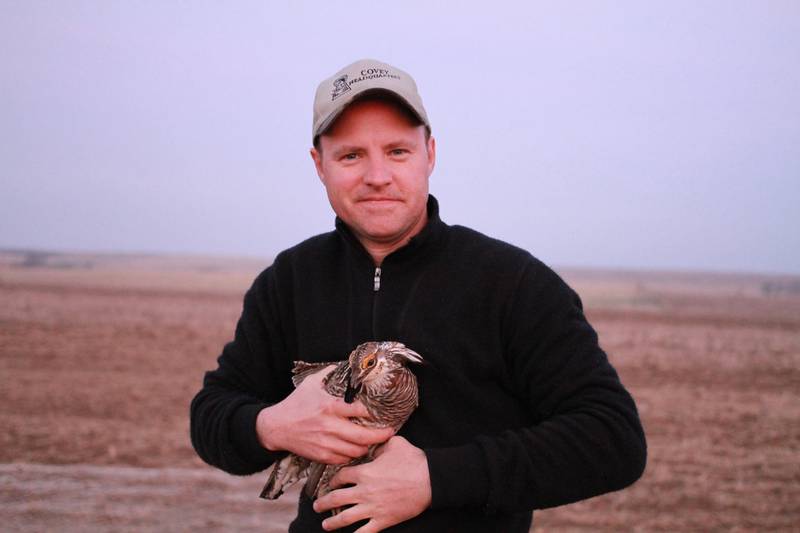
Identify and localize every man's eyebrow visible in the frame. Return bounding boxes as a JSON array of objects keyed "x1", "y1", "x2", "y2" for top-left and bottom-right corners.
[
  {"x1": 383, "y1": 139, "x2": 419, "y2": 151},
  {"x1": 329, "y1": 145, "x2": 363, "y2": 157}
]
